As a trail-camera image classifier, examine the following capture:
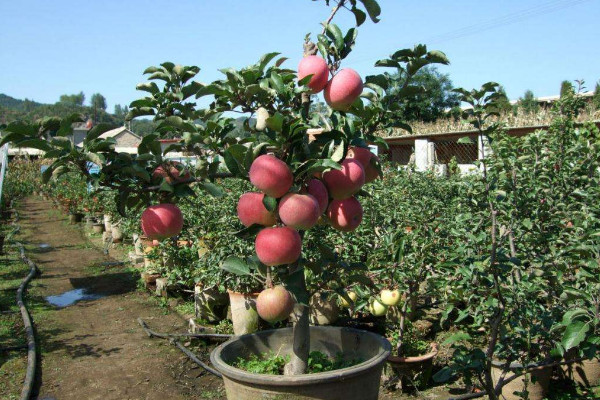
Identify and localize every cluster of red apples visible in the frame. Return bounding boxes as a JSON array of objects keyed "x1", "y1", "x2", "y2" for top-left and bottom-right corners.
[
  {"x1": 139, "y1": 162, "x2": 190, "y2": 242},
  {"x1": 298, "y1": 55, "x2": 363, "y2": 111},
  {"x1": 240, "y1": 148, "x2": 378, "y2": 323}
]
